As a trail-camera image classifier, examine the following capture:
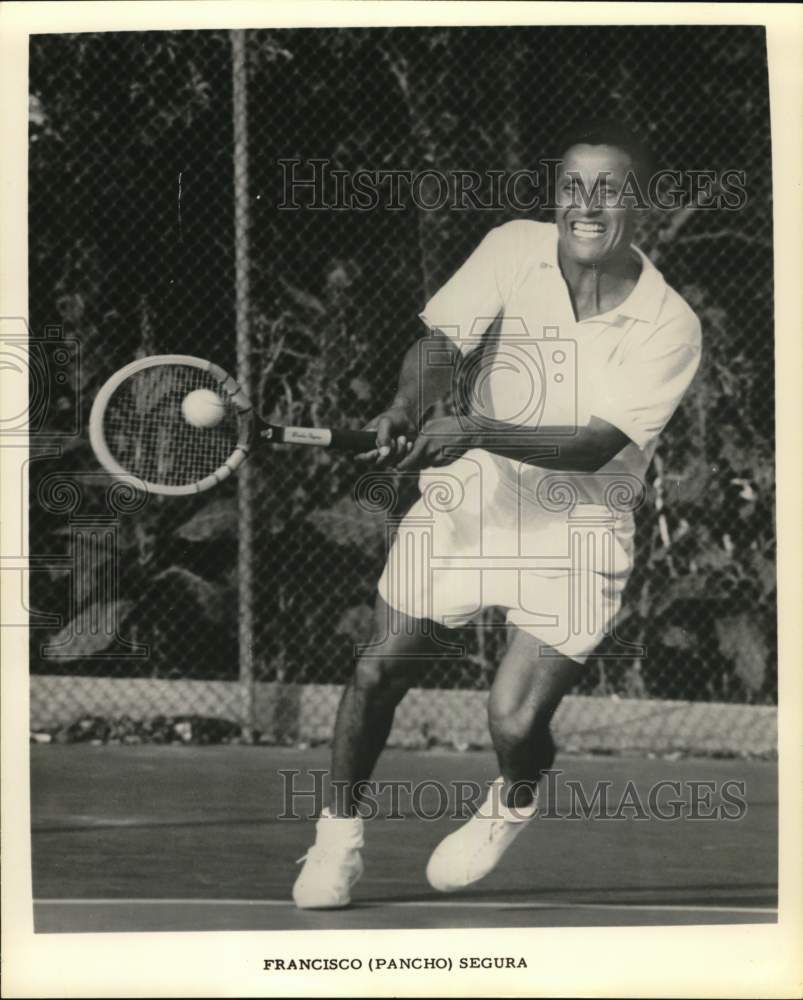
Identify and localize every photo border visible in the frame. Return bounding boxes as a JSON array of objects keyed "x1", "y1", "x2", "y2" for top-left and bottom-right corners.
[{"x1": 2, "y1": 3, "x2": 801, "y2": 997}]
